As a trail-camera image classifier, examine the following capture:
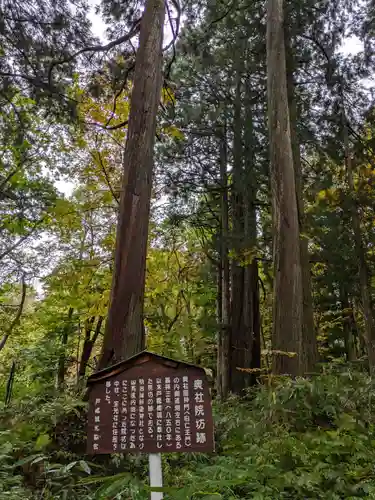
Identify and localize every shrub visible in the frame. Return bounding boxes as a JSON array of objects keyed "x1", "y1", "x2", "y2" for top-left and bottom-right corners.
[{"x1": 2, "y1": 365, "x2": 375, "y2": 499}]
